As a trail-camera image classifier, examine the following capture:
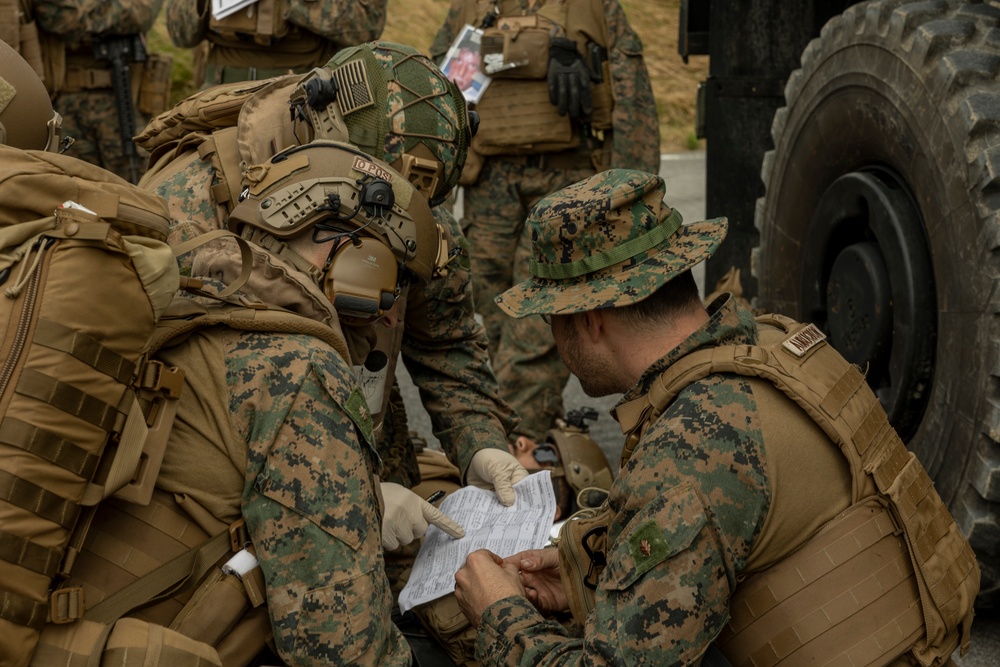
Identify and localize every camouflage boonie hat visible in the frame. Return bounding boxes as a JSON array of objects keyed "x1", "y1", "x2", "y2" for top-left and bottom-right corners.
[
  {"x1": 496, "y1": 169, "x2": 727, "y2": 317},
  {"x1": 323, "y1": 41, "x2": 470, "y2": 205}
]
